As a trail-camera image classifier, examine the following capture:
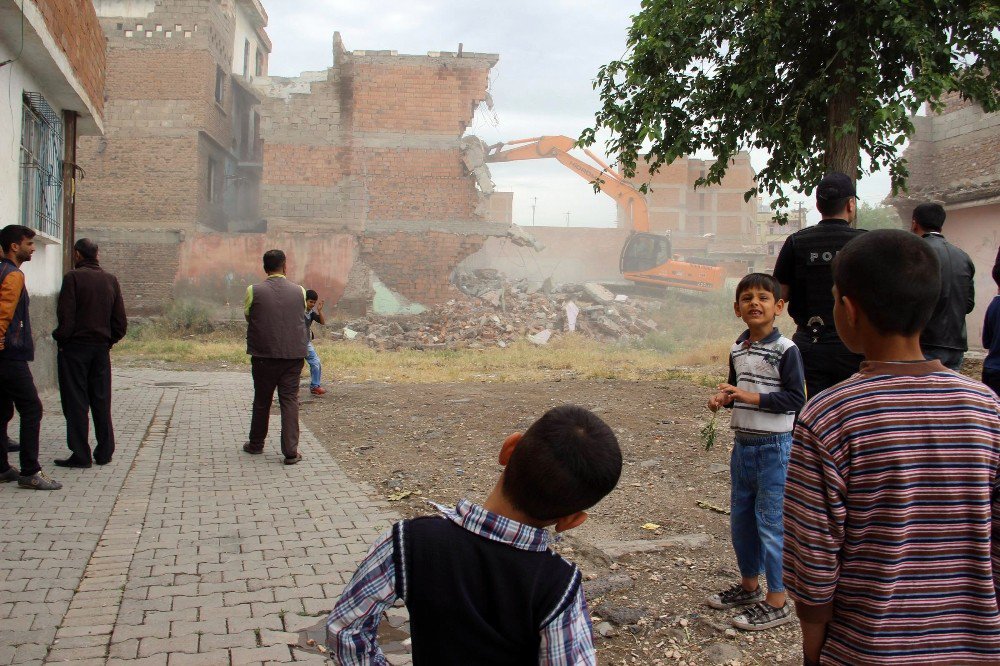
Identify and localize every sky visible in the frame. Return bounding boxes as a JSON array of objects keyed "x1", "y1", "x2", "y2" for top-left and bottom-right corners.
[{"x1": 265, "y1": 1, "x2": 893, "y2": 227}]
